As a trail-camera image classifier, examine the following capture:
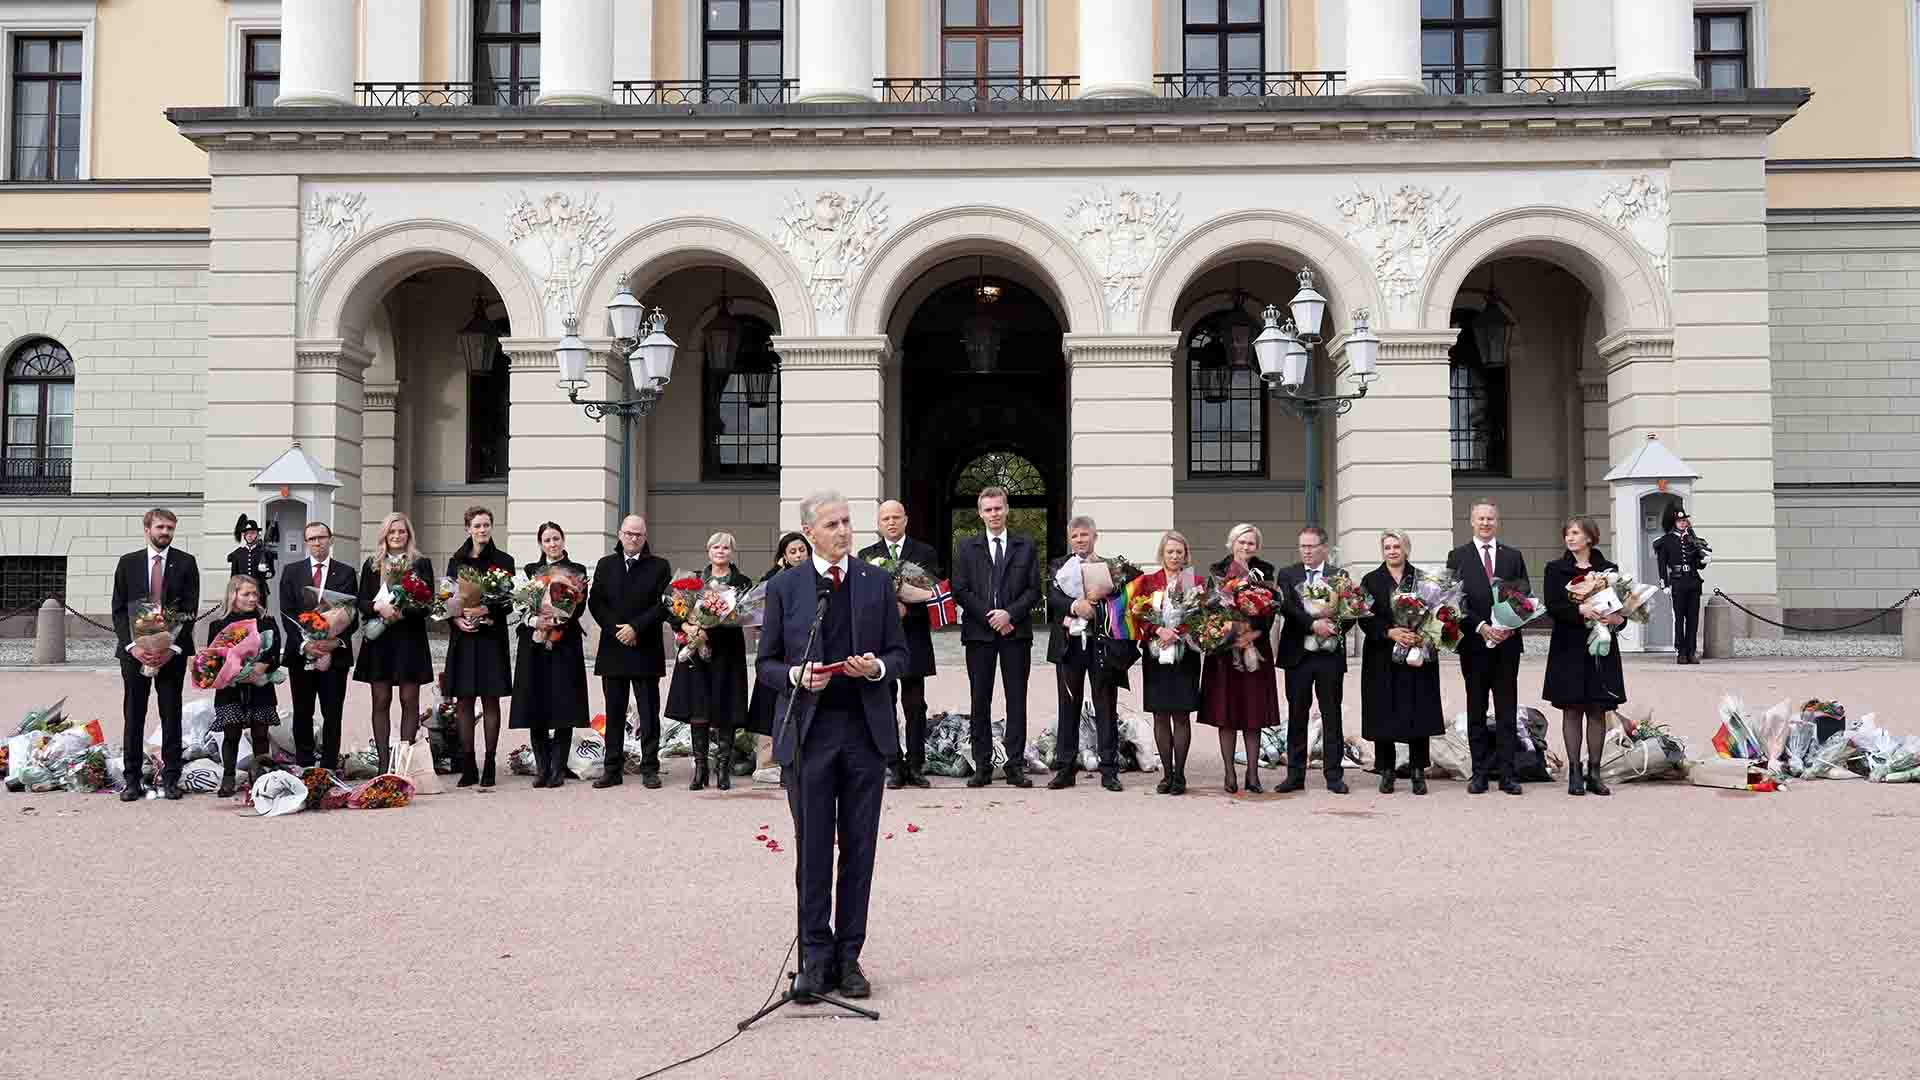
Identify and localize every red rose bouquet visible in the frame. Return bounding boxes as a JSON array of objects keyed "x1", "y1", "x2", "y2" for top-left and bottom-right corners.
[
  {"x1": 129, "y1": 601, "x2": 184, "y2": 677},
  {"x1": 363, "y1": 559, "x2": 434, "y2": 642}
]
